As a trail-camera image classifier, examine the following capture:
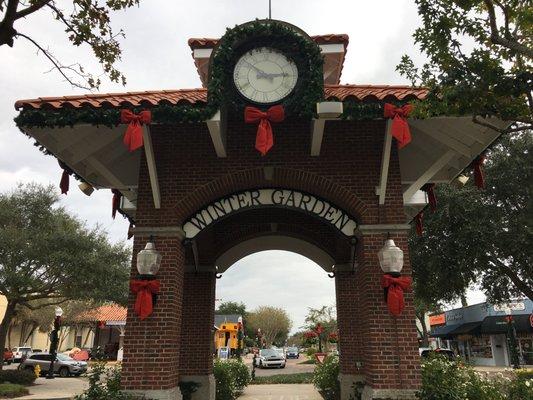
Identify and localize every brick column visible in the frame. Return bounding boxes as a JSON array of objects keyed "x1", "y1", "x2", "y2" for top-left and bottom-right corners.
[
  {"x1": 179, "y1": 271, "x2": 216, "y2": 400},
  {"x1": 121, "y1": 235, "x2": 185, "y2": 400},
  {"x1": 354, "y1": 231, "x2": 421, "y2": 400}
]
